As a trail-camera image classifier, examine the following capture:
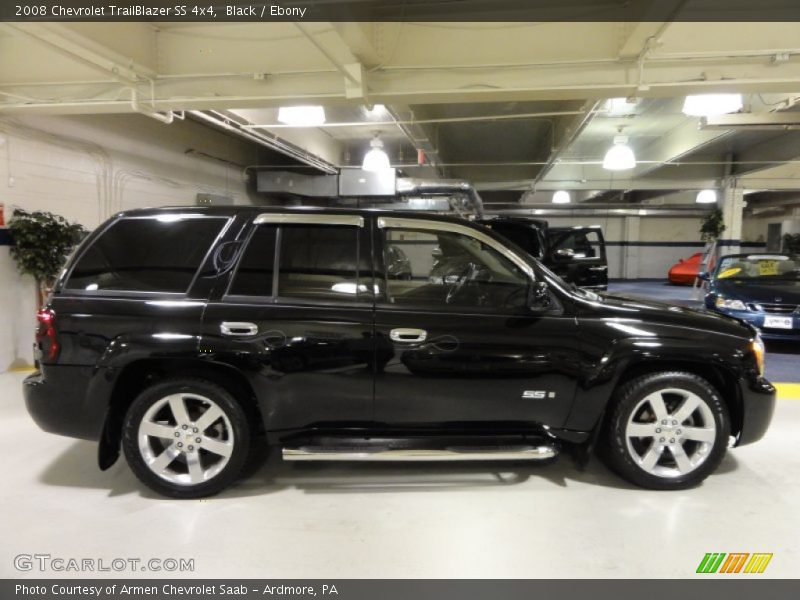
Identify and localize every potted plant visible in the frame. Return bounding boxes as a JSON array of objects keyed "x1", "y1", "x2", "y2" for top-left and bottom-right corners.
[
  {"x1": 8, "y1": 208, "x2": 88, "y2": 307},
  {"x1": 700, "y1": 207, "x2": 726, "y2": 243},
  {"x1": 783, "y1": 233, "x2": 800, "y2": 255}
]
